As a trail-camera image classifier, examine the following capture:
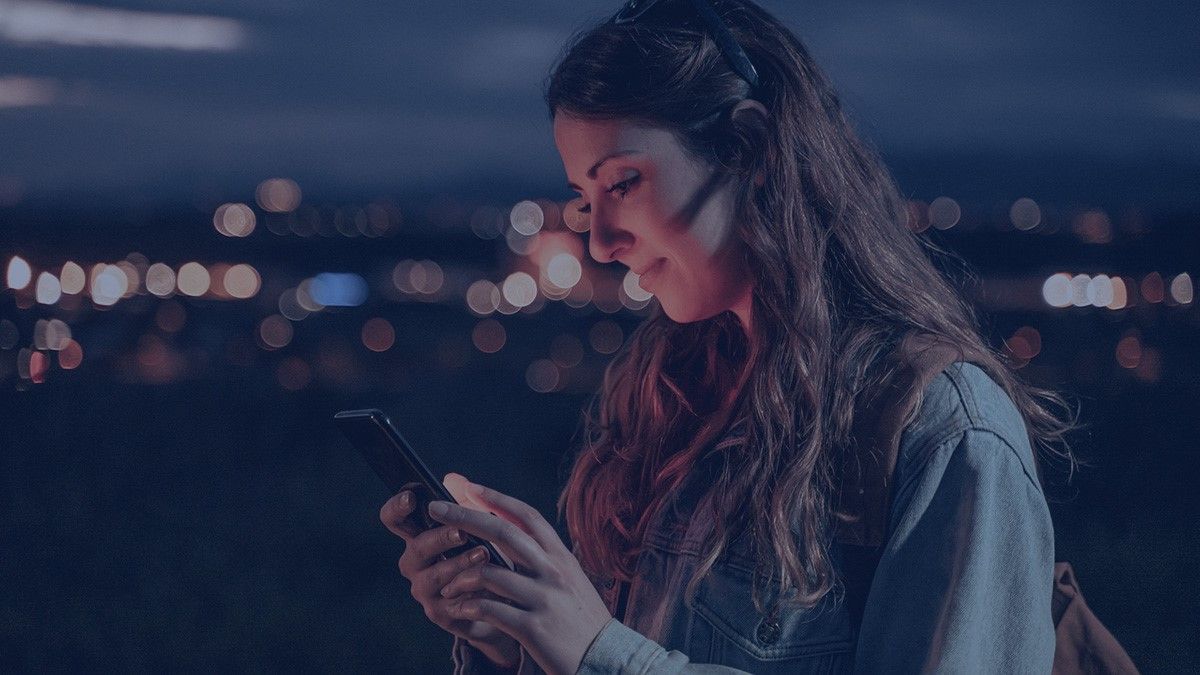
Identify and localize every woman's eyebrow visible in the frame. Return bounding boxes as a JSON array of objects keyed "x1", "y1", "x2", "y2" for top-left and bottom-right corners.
[{"x1": 566, "y1": 149, "x2": 642, "y2": 190}]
